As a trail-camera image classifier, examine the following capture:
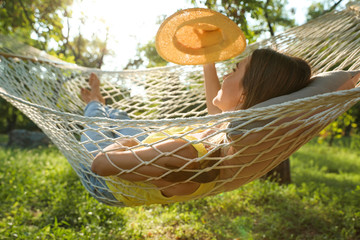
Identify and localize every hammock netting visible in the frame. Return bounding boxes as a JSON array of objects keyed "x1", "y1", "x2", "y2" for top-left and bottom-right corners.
[{"x1": 1, "y1": 5, "x2": 360, "y2": 206}]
